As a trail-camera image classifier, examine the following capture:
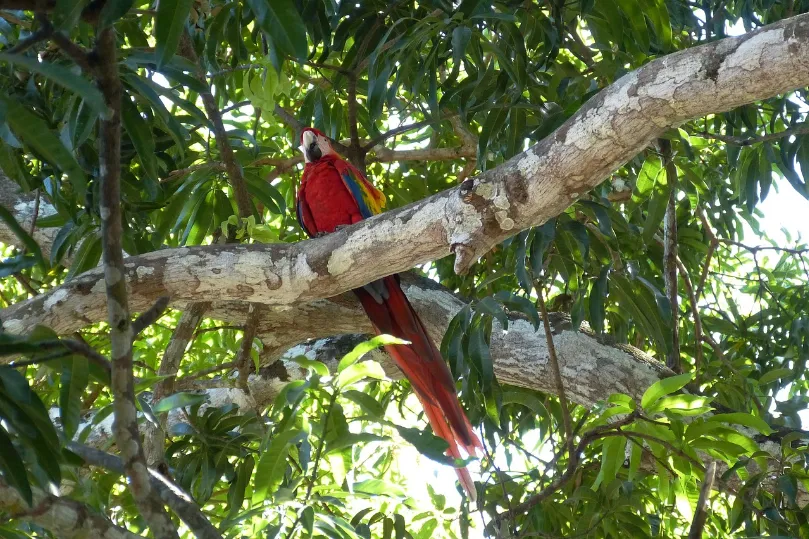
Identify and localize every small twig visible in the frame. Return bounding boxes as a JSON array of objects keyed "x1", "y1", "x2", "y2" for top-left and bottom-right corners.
[
  {"x1": 690, "y1": 122, "x2": 809, "y2": 146},
  {"x1": 13, "y1": 272, "x2": 38, "y2": 296},
  {"x1": 51, "y1": 30, "x2": 93, "y2": 73},
  {"x1": 362, "y1": 114, "x2": 458, "y2": 152},
  {"x1": 696, "y1": 208, "x2": 719, "y2": 301},
  {"x1": 675, "y1": 258, "x2": 704, "y2": 374},
  {"x1": 236, "y1": 305, "x2": 260, "y2": 390},
  {"x1": 7, "y1": 338, "x2": 110, "y2": 371},
  {"x1": 175, "y1": 360, "x2": 238, "y2": 382},
  {"x1": 719, "y1": 238, "x2": 809, "y2": 256},
  {"x1": 3, "y1": 20, "x2": 52, "y2": 54},
  {"x1": 131, "y1": 296, "x2": 170, "y2": 338},
  {"x1": 28, "y1": 189, "x2": 40, "y2": 237},
  {"x1": 687, "y1": 461, "x2": 717, "y2": 539},
  {"x1": 502, "y1": 412, "x2": 639, "y2": 517},
  {"x1": 347, "y1": 76, "x2": 360, "y2": 150},
  {"x1": 192, "y1": 325, "x2": 241, "y2": 338}
]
